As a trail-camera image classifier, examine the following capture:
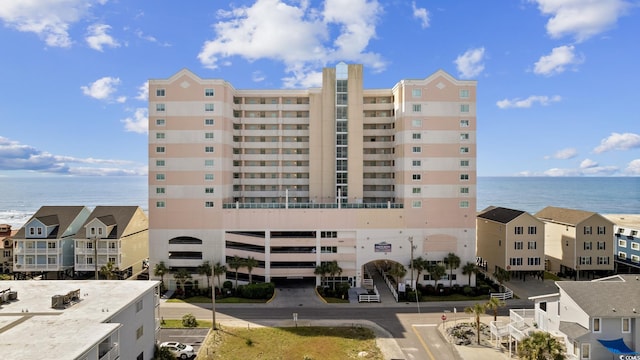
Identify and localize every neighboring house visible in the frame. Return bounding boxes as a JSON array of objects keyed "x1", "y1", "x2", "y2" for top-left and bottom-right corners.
[
  {"x1": 1, "y1": 224, "x2": 17, "y2": 274},
  {"x1": 12, "y1": 206, "x2": 91, "y2": 279},
  {"x1": 477, "y1": 206, "x2": 545, "y2": 278},
  {"x1": 0, "y1": 280, "x2": 160, "y2": 360},
  {"x1": 535, "y1": 206, "x2": 614, "y2": 280},
  {"x1": 74, "y1": 206, "x2": 149, "y2": 280},
  {"x1": 603, "y1": 214, "x2": 640, "y2": 274},
  {"x1": 529, "y1": 275, "x2": 640, "y2": 359}
]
